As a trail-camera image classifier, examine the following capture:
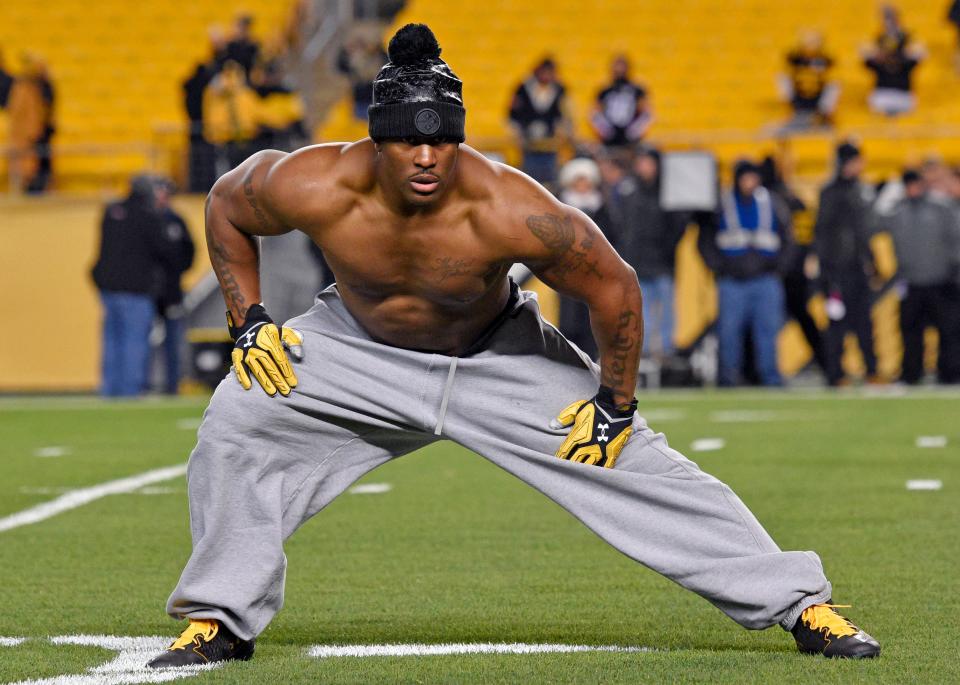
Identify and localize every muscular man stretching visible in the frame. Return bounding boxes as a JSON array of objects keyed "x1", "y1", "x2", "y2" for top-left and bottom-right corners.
[{"x1": 148, "y1": 25, "x2": 879, "y2": 668}]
